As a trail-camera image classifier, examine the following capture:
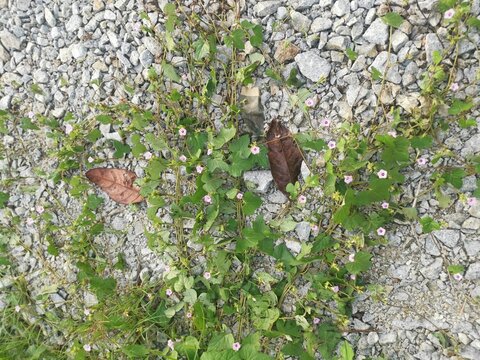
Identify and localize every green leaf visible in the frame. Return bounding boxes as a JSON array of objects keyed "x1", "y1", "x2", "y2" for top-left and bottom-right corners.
[
  {"x1": 122, "y1": 344, "x2": 149, "y2": 358},
  {"x1": 194, "y1": 38, "x2": 210, "y2": 61},
  {"x1": 21, "y1": 118, "x2": 39, "y2": 130},
  {"x1": 204, "y1": 201, "x2": 219, "y2": 231},
  {"x1": 467, "y1": 17, "x2": 480, "y2": 29},
  {"x1": 447, "y1": 264, "x2": 465, "y2": 274},
  {"x1": 0, "y1": 191, "x2": 9, "y2": 208},
  {"x1": 145, "y1": 133, "x2": 167, "y2": 151},
  {"x1": 131, "y1": 133, "x2": 147, "y2": 157},
  {"x1": 345, "y1": 48, "x2": 358, "y2": 61},
  {"x1": 90, "y1": 276, "x2": 116, "y2": 301},
  {"x1": 442, "y1": 168, "x2": 465, "y2": 189},
  {"x1": 212, "y1": 126, "x2": 236, "y2": 149},
  {"x1": 438, "y1": 0, "x2": 456, "y2": 12},
  {"x1": 96, "y1": 114, "x2": 113, "y2": 124},
  {"x1": 317, "y1": 323, "x2": 342, "y2": 360},
  {"x1": 183, "y1": 288, "x2": 198, "y2": 305},
  {"x1": 371, "y1": 66, "x2": 382, "y2": 81},
  {"x1": 250, "y1": 25, "x2": 263, "y2": 47},
  {"x1": 339, "y1": 341, "x2": 354, "y2": 360},
  {"x1": 345, "y1": 251, "x2": 372, "y2": 275},
  {"x1": 382, "y1": 12, "x2": 404, "y2": 28},
  {"x1": 286, "y1": 68, "x2": 303, "y2": 88},
  {"x1": 176, "y1": 336, "x2": 200, "y2": 360},
  {"x1": 448, "y1": 99, "x2": 474, "y2": 115},
  {"x1": 242, "y1": 191, "x2": 262, "y2": 216},
  {"x1": 231, "y1": 28, "x2": 246, "y2": 50},
  {"x1": 324, "y1": 173, "x2": 337, "y2": 196},
  {"x1": 420, "y1": 216, "x2": 441, "y2": 233},
  {"x1": 459, "y1": 118, "x2": 477, "y2": 128},
  {"x1": 265, "y1": 68, "x2": 282, "y2": 82},
  {"x1": 161, "y1": 61, "x2": 181, "y2": 82},
  {"x1": 432, "y1": 50, "x2": 442, "y2": 65},
  {"x1": 112, "y1": 140, "x2": 131, "y2": 158},
  {"x1": 87, "y1": 128, "x2": 102, "y2": 142},
  {"x1": 410, "y1": 135, "x2": 433, "y2": 149},
  {"x1": 229, "y1": 135, "x2": 251, "y2": 158},
  {"x1": 401, "y1": 207, "x2": 418, "y2": 220}
]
